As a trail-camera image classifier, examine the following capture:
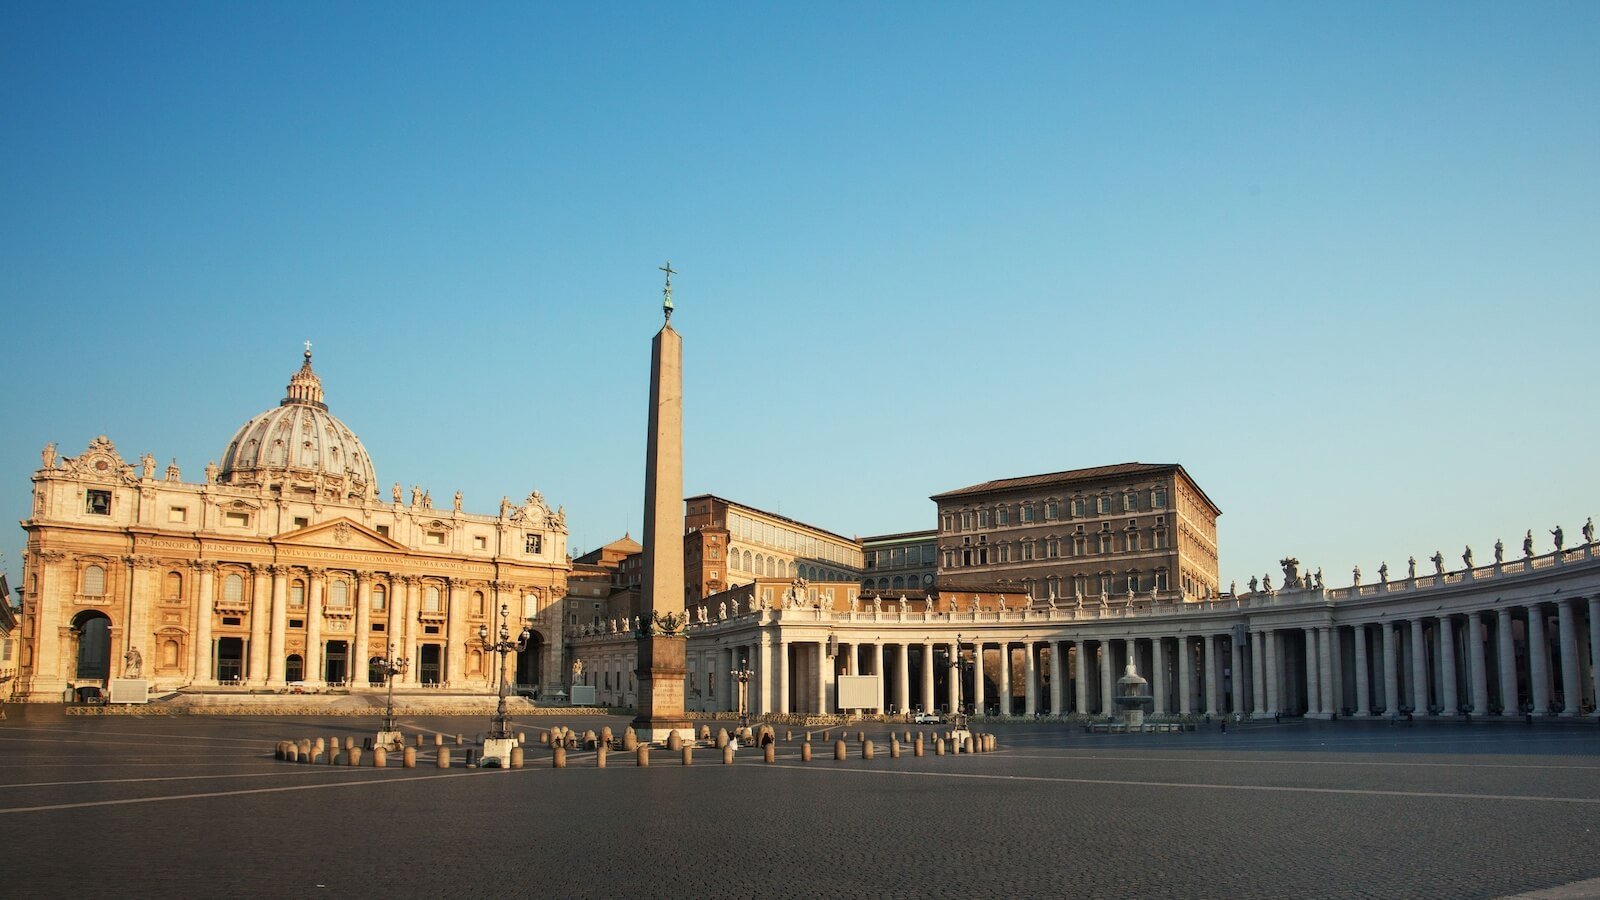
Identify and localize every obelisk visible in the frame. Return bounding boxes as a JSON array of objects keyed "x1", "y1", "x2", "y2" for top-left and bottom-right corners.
[{"x1": 632, "y1": 262, "x2": 693, "y2": 743}]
